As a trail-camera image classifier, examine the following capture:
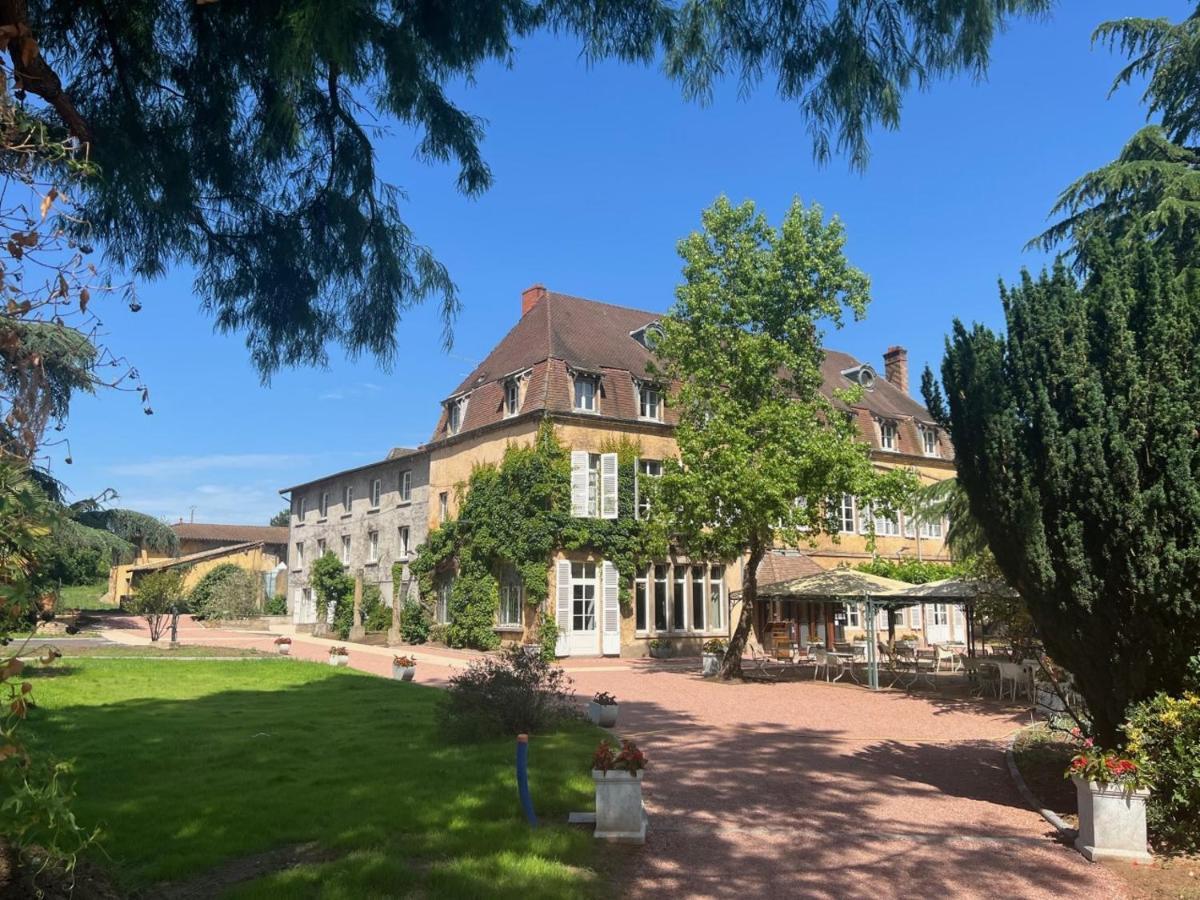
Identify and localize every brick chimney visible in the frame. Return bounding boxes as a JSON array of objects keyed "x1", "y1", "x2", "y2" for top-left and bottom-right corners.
[
  {"x1": 521, "y1": 283, "x2": 547, "y2": 317},
  {"x1": 882, "y1": 346, "x2": 909, "y2": 394}
]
